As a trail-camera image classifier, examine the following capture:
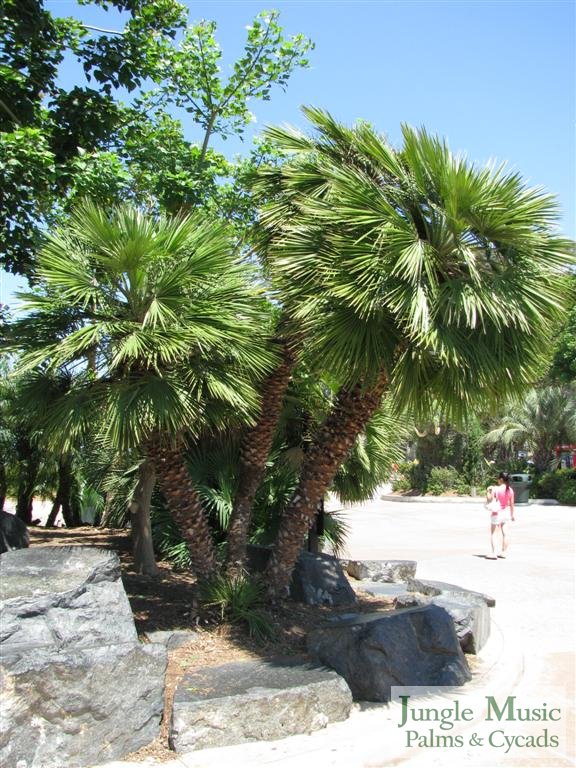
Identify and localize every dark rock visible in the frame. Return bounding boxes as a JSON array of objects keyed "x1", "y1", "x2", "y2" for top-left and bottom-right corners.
[
  {"x1": 245, "y1": 543, "x2": 272, "y2": 573},
  {"x1": 307, "y1": 604, "x2": 471, "y2": 702},
  {"x1": 407, "y1": 579, "x2": 496, "y2": 607},
  {"x1": 395, "y1": 594, "x2": 491, "y2": 654},
  {"x1": 0, "y1": 511, "x2": 29, "y2": 554},
  {"x1": 346, "y1": 559, "x2": 417, "y2": 583},
  {"x1": 291, "y1": 552, "x2": 357, "y2": 606},
  {"x1": 170, "y1": 659, "x2": 353, "y2": 752},
  {"x1": 0, "y1": 547, "x2": 167, "y2": 768},
  {"x1": 432, "y1": 596, "x2": 490, "y2": 654},
  {"x1": 246, "y1": 545, "x2": 357, "y2": 607}
]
